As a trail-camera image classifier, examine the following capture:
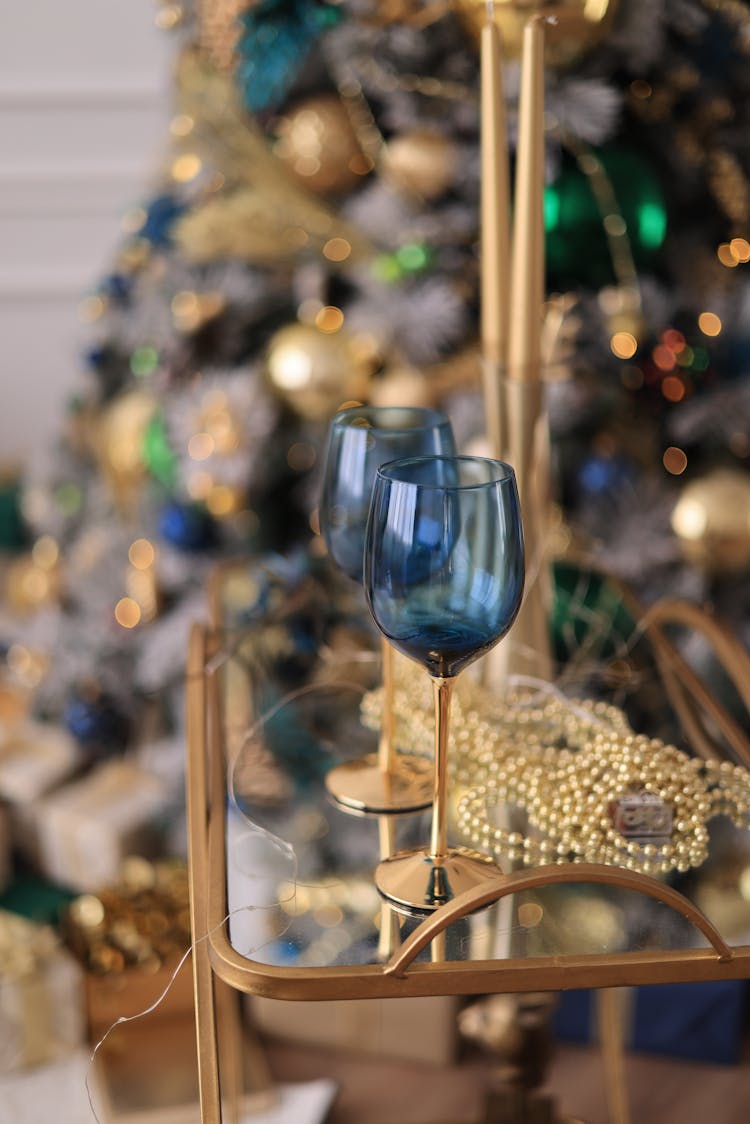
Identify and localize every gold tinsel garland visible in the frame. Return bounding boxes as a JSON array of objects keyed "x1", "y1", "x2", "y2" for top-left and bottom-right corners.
[{"x1": 172, "y1": 51, "x2": 374, "y2": 266}]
